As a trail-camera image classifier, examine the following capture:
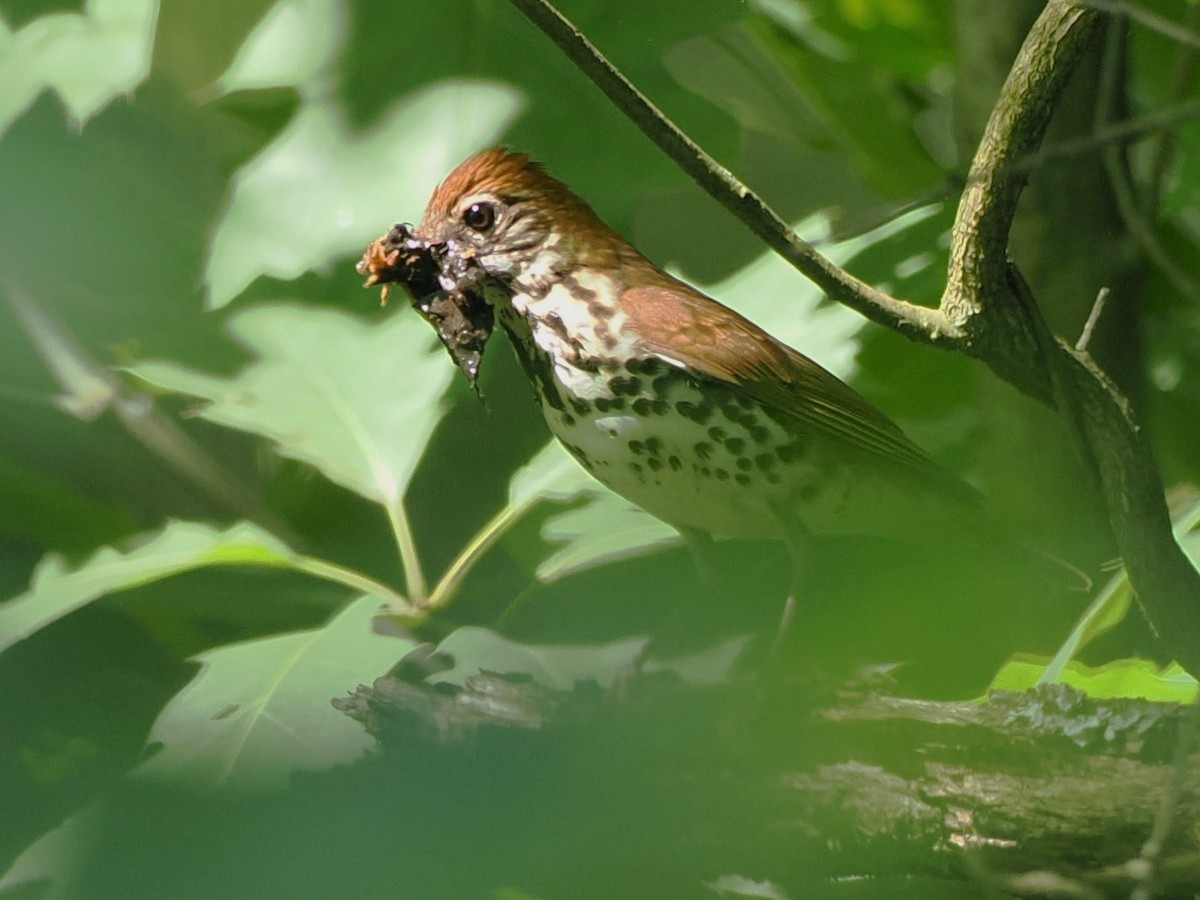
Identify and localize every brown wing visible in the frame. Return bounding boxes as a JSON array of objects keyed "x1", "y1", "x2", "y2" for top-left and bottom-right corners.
[{"x1": 620, "y1": 280, "x2": 960, "y2": 486}]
